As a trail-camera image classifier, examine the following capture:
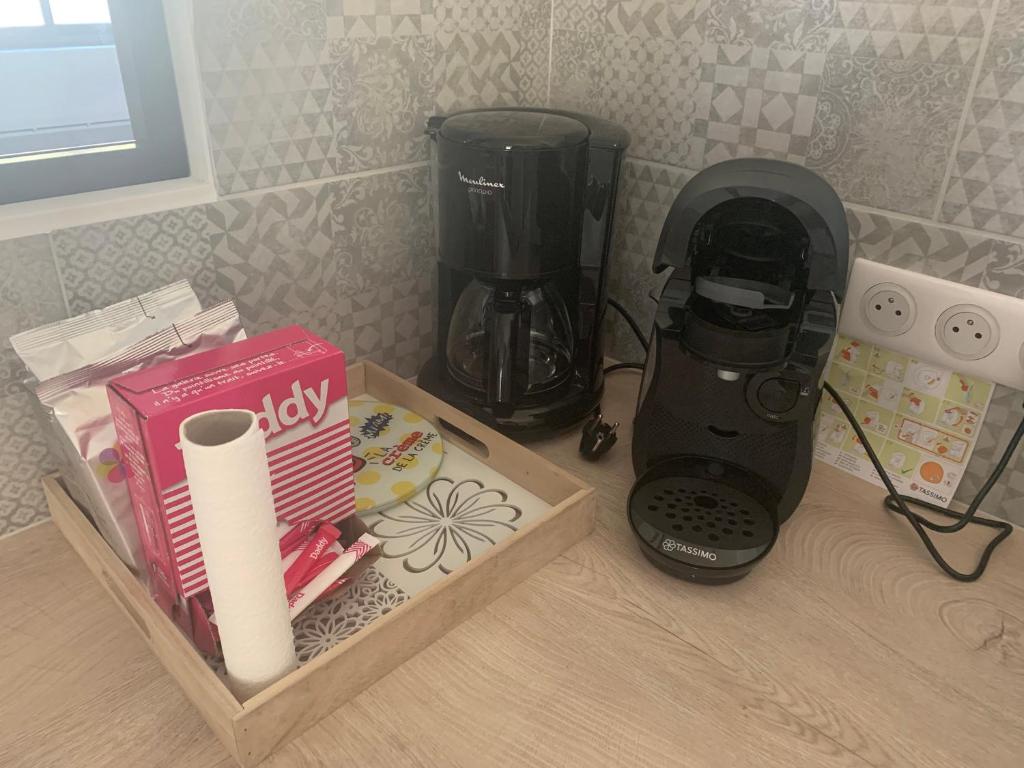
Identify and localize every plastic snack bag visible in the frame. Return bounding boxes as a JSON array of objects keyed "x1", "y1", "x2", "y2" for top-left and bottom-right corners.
[
  {"x1": 35, "y1": 302, "x2": 246, "y2": 571},
  {"x1": 11, "y1": 280, "x2": 201, "y2": 381}
]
